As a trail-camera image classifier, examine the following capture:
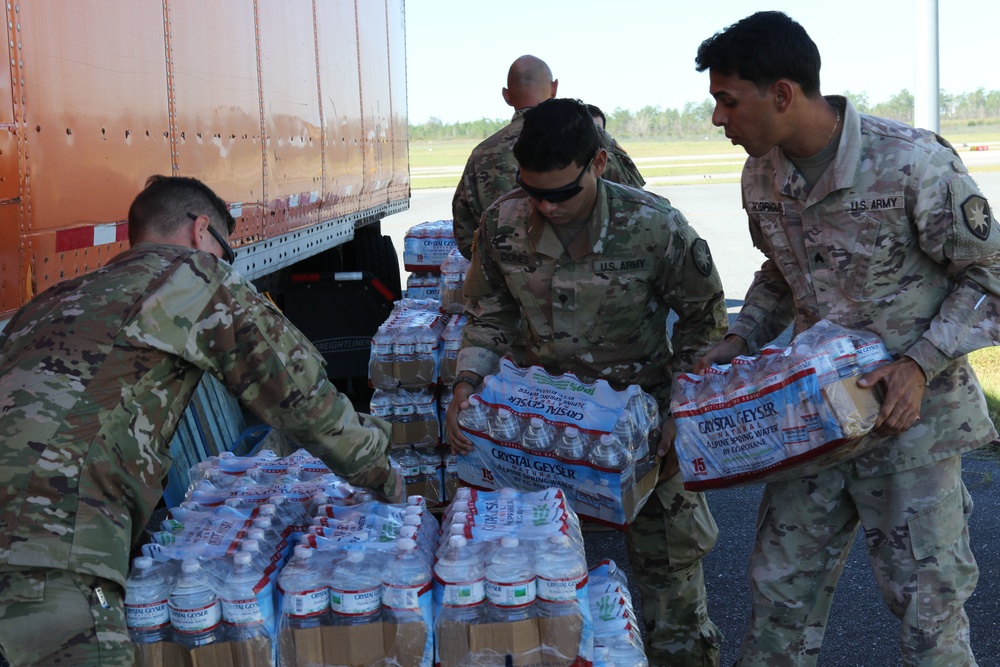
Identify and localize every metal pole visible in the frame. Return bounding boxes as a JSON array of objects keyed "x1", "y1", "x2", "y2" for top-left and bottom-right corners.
[{"x1": 915, "y1": 0, "x2": 940, "y2": 132}]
